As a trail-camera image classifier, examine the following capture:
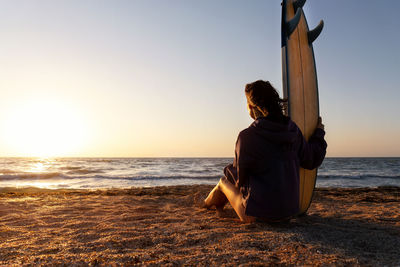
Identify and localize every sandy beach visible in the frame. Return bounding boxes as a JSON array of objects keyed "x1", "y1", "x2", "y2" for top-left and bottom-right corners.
[{"x1": 0, "y1": 185, "x2": 399, "y2": 266}]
